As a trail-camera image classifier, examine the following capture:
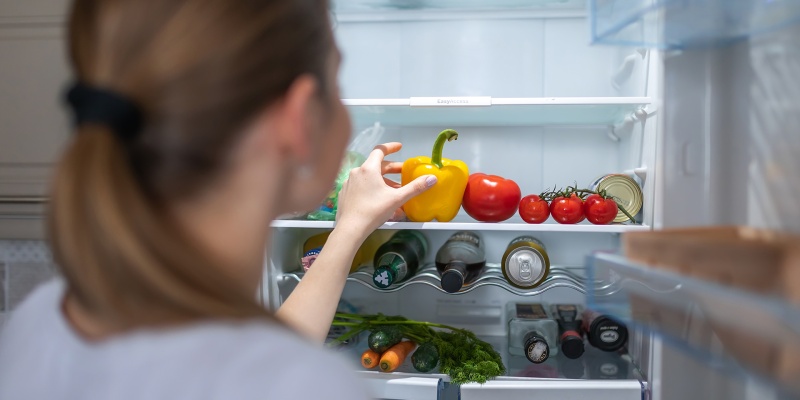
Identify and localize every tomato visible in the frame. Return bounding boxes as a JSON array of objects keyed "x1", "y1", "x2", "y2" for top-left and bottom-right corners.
[
  {"x1": 583, "y1": 194, "x2": 619, "y2": 225},
  {"x1": 519, "y1": 195, "x2": 550, "y2": 224},
  {"x1": 462, "y1": 174, "x2": 522, "y2": 222},
  {"x1": 549, "y1": 194, "x2": 584, "y2": 224}
]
